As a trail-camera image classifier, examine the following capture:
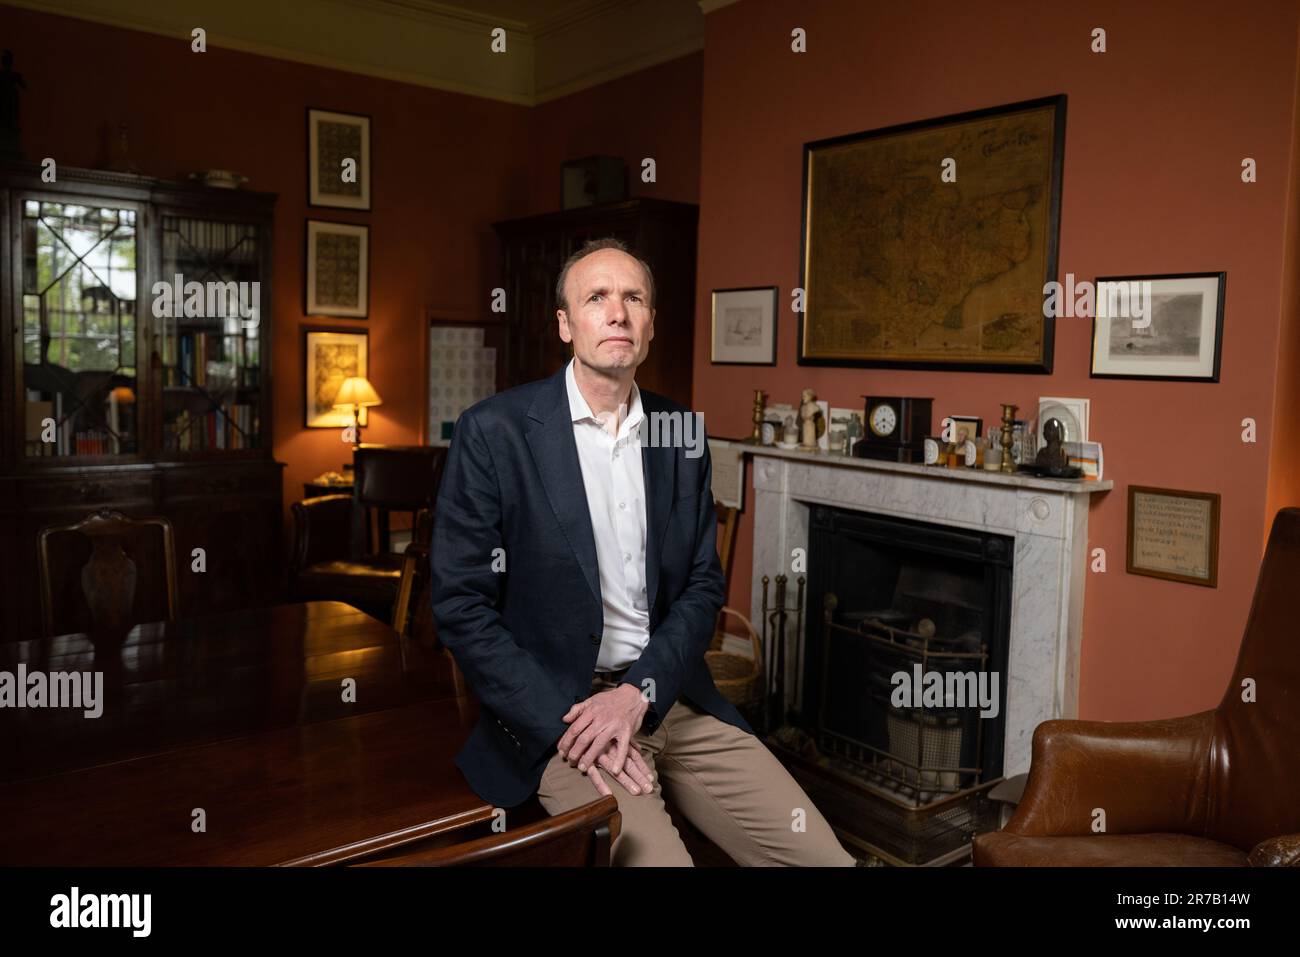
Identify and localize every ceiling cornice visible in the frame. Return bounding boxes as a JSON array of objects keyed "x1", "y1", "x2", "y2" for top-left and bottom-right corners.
[{"x1": 3, "y1": 0, "x2": 706, "y2": 106}]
